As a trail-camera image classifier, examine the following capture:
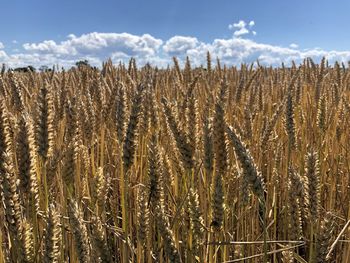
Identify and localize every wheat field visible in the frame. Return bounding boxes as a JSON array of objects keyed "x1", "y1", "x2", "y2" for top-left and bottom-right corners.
[{"x1": 0, "y1": 55, "x2": 349, "y2": 262}]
